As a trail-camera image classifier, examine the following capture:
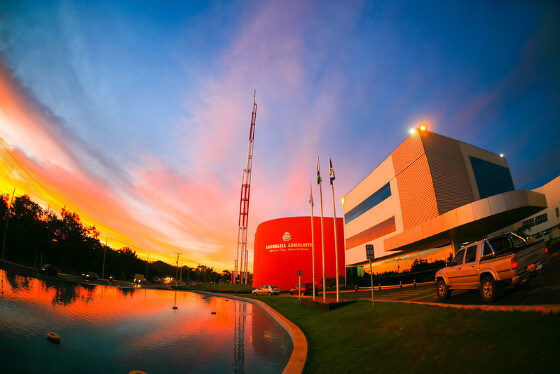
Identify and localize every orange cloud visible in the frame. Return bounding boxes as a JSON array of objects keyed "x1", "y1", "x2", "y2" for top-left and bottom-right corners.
[
  {"x1": 0, "y1": 2, "x2": 350, "y2": 273},
  {"x1": 0, "y1": 64, "x2": 246, "y2": 271}
]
